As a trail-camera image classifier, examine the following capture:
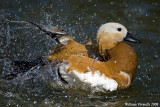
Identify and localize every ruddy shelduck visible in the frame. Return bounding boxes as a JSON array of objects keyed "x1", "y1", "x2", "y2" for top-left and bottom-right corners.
[
  {"x1": 43, "y1": 22, "x2": 140, "y2": 91},
  {"x1": 7, "y1": 22, "x2": 141, "y2": 91}
]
